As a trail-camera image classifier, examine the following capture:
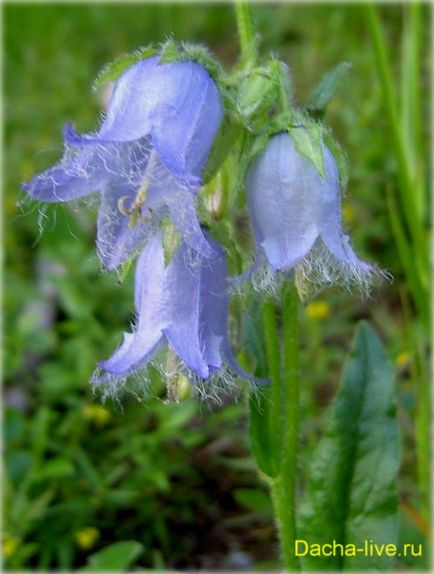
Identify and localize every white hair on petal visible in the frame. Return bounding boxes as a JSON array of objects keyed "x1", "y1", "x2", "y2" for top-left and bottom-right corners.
[
  {"x1": 296, "y1": 237, "x2": 390, "y2": 299},
  {"x1": 90, "y1": 340, "x2": 262, "y2": 406},
  {"x1": 230, "y1": 256, "x2": 287, "y2": 301},
  {"x1": 233, "y1": 237, "x2": 389, "y2": 301}
]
